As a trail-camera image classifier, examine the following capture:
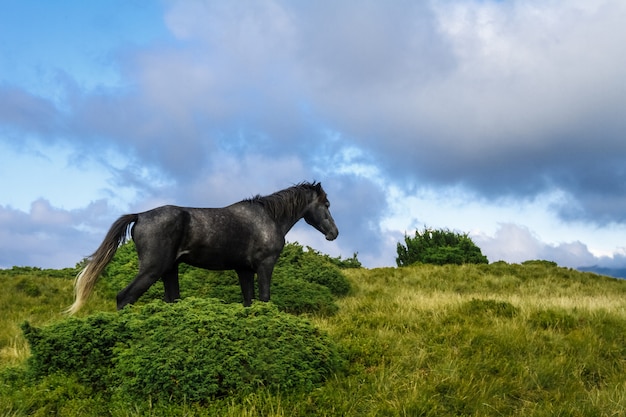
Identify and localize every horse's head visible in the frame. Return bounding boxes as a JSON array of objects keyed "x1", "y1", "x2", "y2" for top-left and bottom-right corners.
[{"x1": 304, "y1": 183, "x2": 339, "y2": 241}]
